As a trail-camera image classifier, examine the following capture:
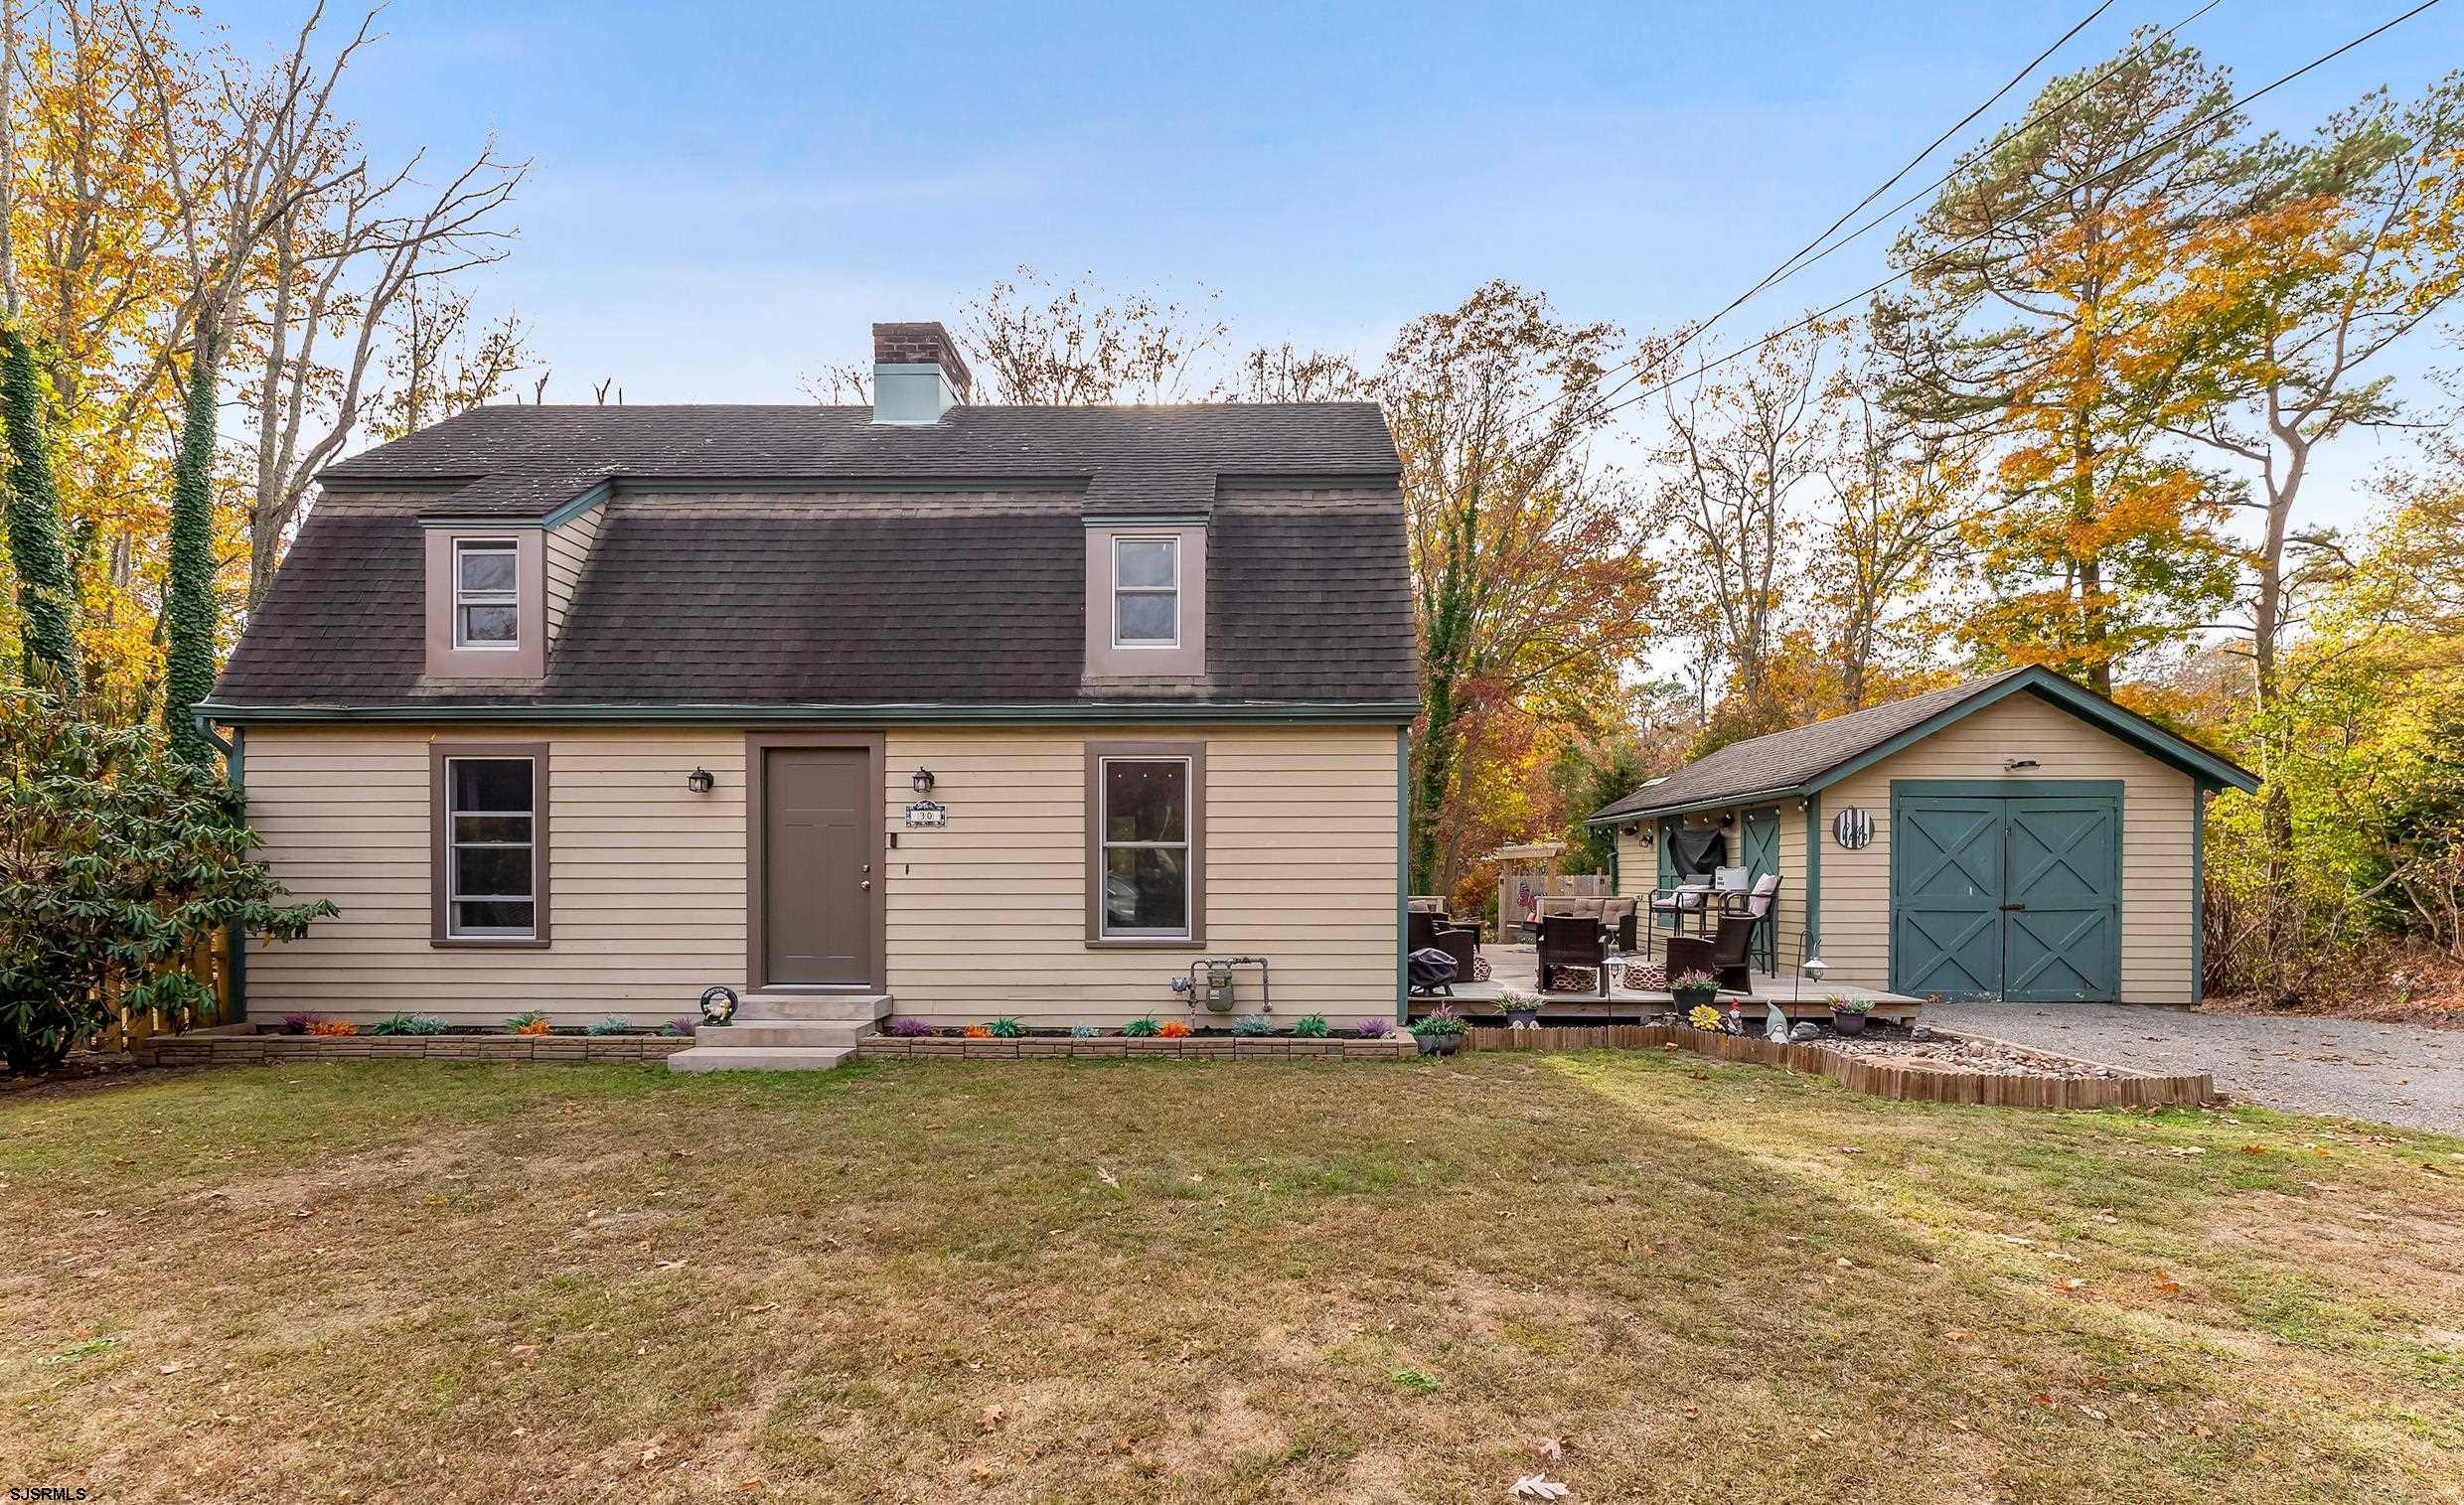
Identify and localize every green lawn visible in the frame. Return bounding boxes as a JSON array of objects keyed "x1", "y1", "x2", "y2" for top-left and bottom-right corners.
[{"x1": 4, "y1": 1052, "x2": 2461, "y2": 1502}]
